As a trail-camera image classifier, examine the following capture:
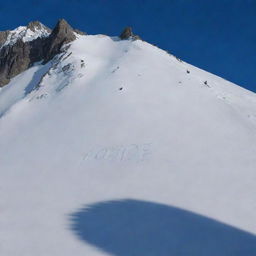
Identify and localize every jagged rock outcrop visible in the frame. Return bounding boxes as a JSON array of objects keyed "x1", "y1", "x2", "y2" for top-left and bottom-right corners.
[
  {"x1": 0, "y1": 39, "x2": 33, "y2": 86},
  {"x1": 0, "y1": 31, "x2": 10, "y2": 48},
  {"x1": 0, "y1": 19, "x2": 84, "y2": 87},
  {"x1": 43, "y1": 19, "x2": 76, "y2": 62},
  {"x1": 119, "y1": 27, "x2": 140, "y2": 40}
]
